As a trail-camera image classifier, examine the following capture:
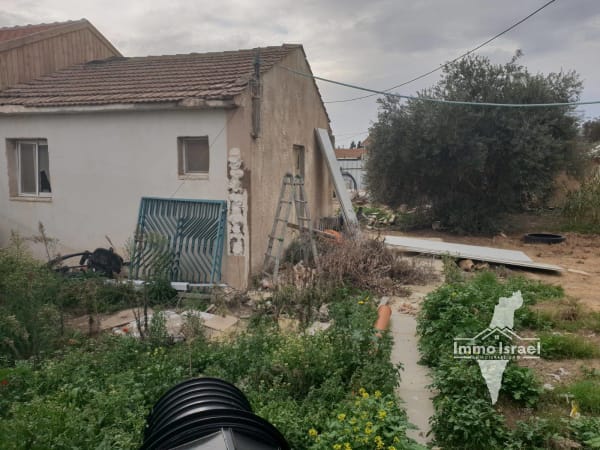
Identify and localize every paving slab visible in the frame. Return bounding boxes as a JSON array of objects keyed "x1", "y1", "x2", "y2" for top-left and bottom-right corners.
[
  {"x1": 202, "y1": 314, "x2": 239, "y2": 332},
  {"x1": 100, "y1": 308, "x2": 154, "y2": 330},
  {"x1": 391, "y1": 309, "x2": 435, "y2": 445}
]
